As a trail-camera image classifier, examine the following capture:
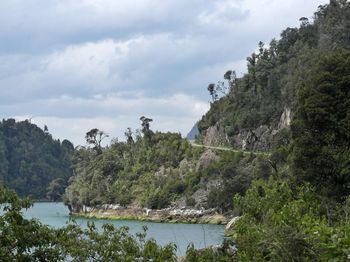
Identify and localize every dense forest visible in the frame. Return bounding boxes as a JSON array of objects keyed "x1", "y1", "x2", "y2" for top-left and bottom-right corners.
[
  {"x1": 0, "y1": 119, "x2": 74, "y2": 200},
  {"x1": 1, "y1": 0, "x2": 350, "y2": 261},
  {"x1": 199, "y1": 1, "x2": 350, "y2": 260},
  {"x1": 64, "y1": 116, "x2": 273, "y2": 214}
]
